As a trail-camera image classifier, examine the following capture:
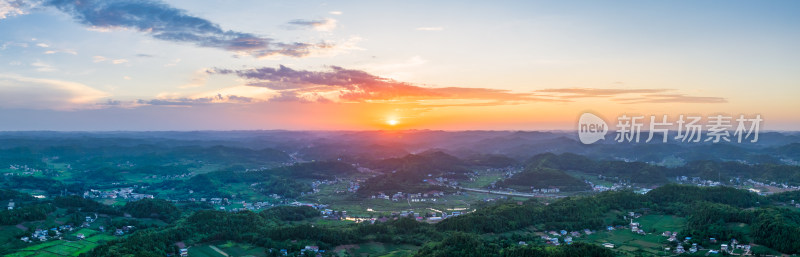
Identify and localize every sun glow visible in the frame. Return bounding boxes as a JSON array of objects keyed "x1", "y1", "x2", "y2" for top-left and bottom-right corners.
[{"x1": 387, "y1": 119, "x2": 399, "y2": 126}]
